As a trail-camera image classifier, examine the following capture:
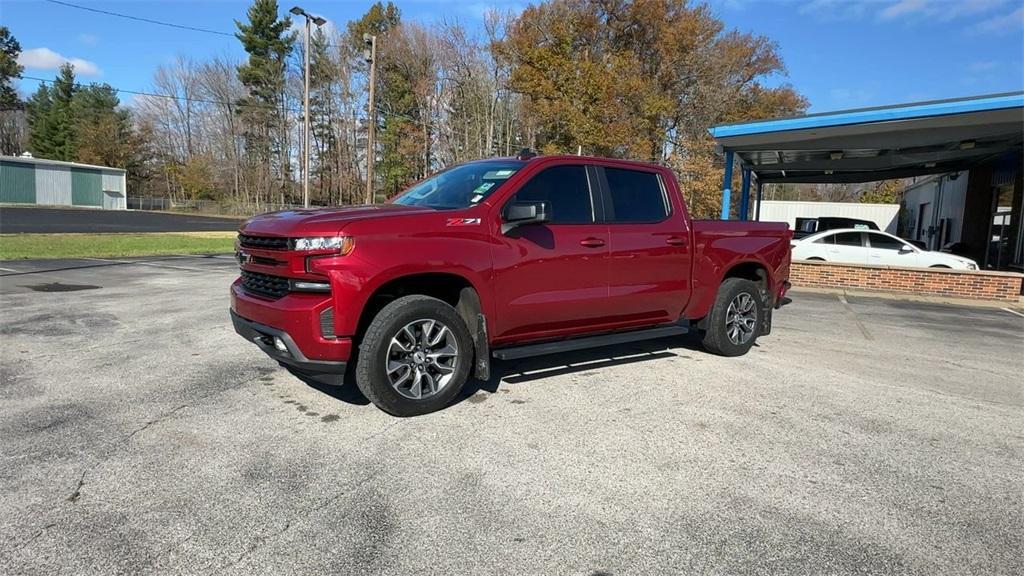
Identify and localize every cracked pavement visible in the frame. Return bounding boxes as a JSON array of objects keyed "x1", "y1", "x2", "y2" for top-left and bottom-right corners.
[{"x1": 1, "y1": 255, "x2": 1022, "y2": 575}]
